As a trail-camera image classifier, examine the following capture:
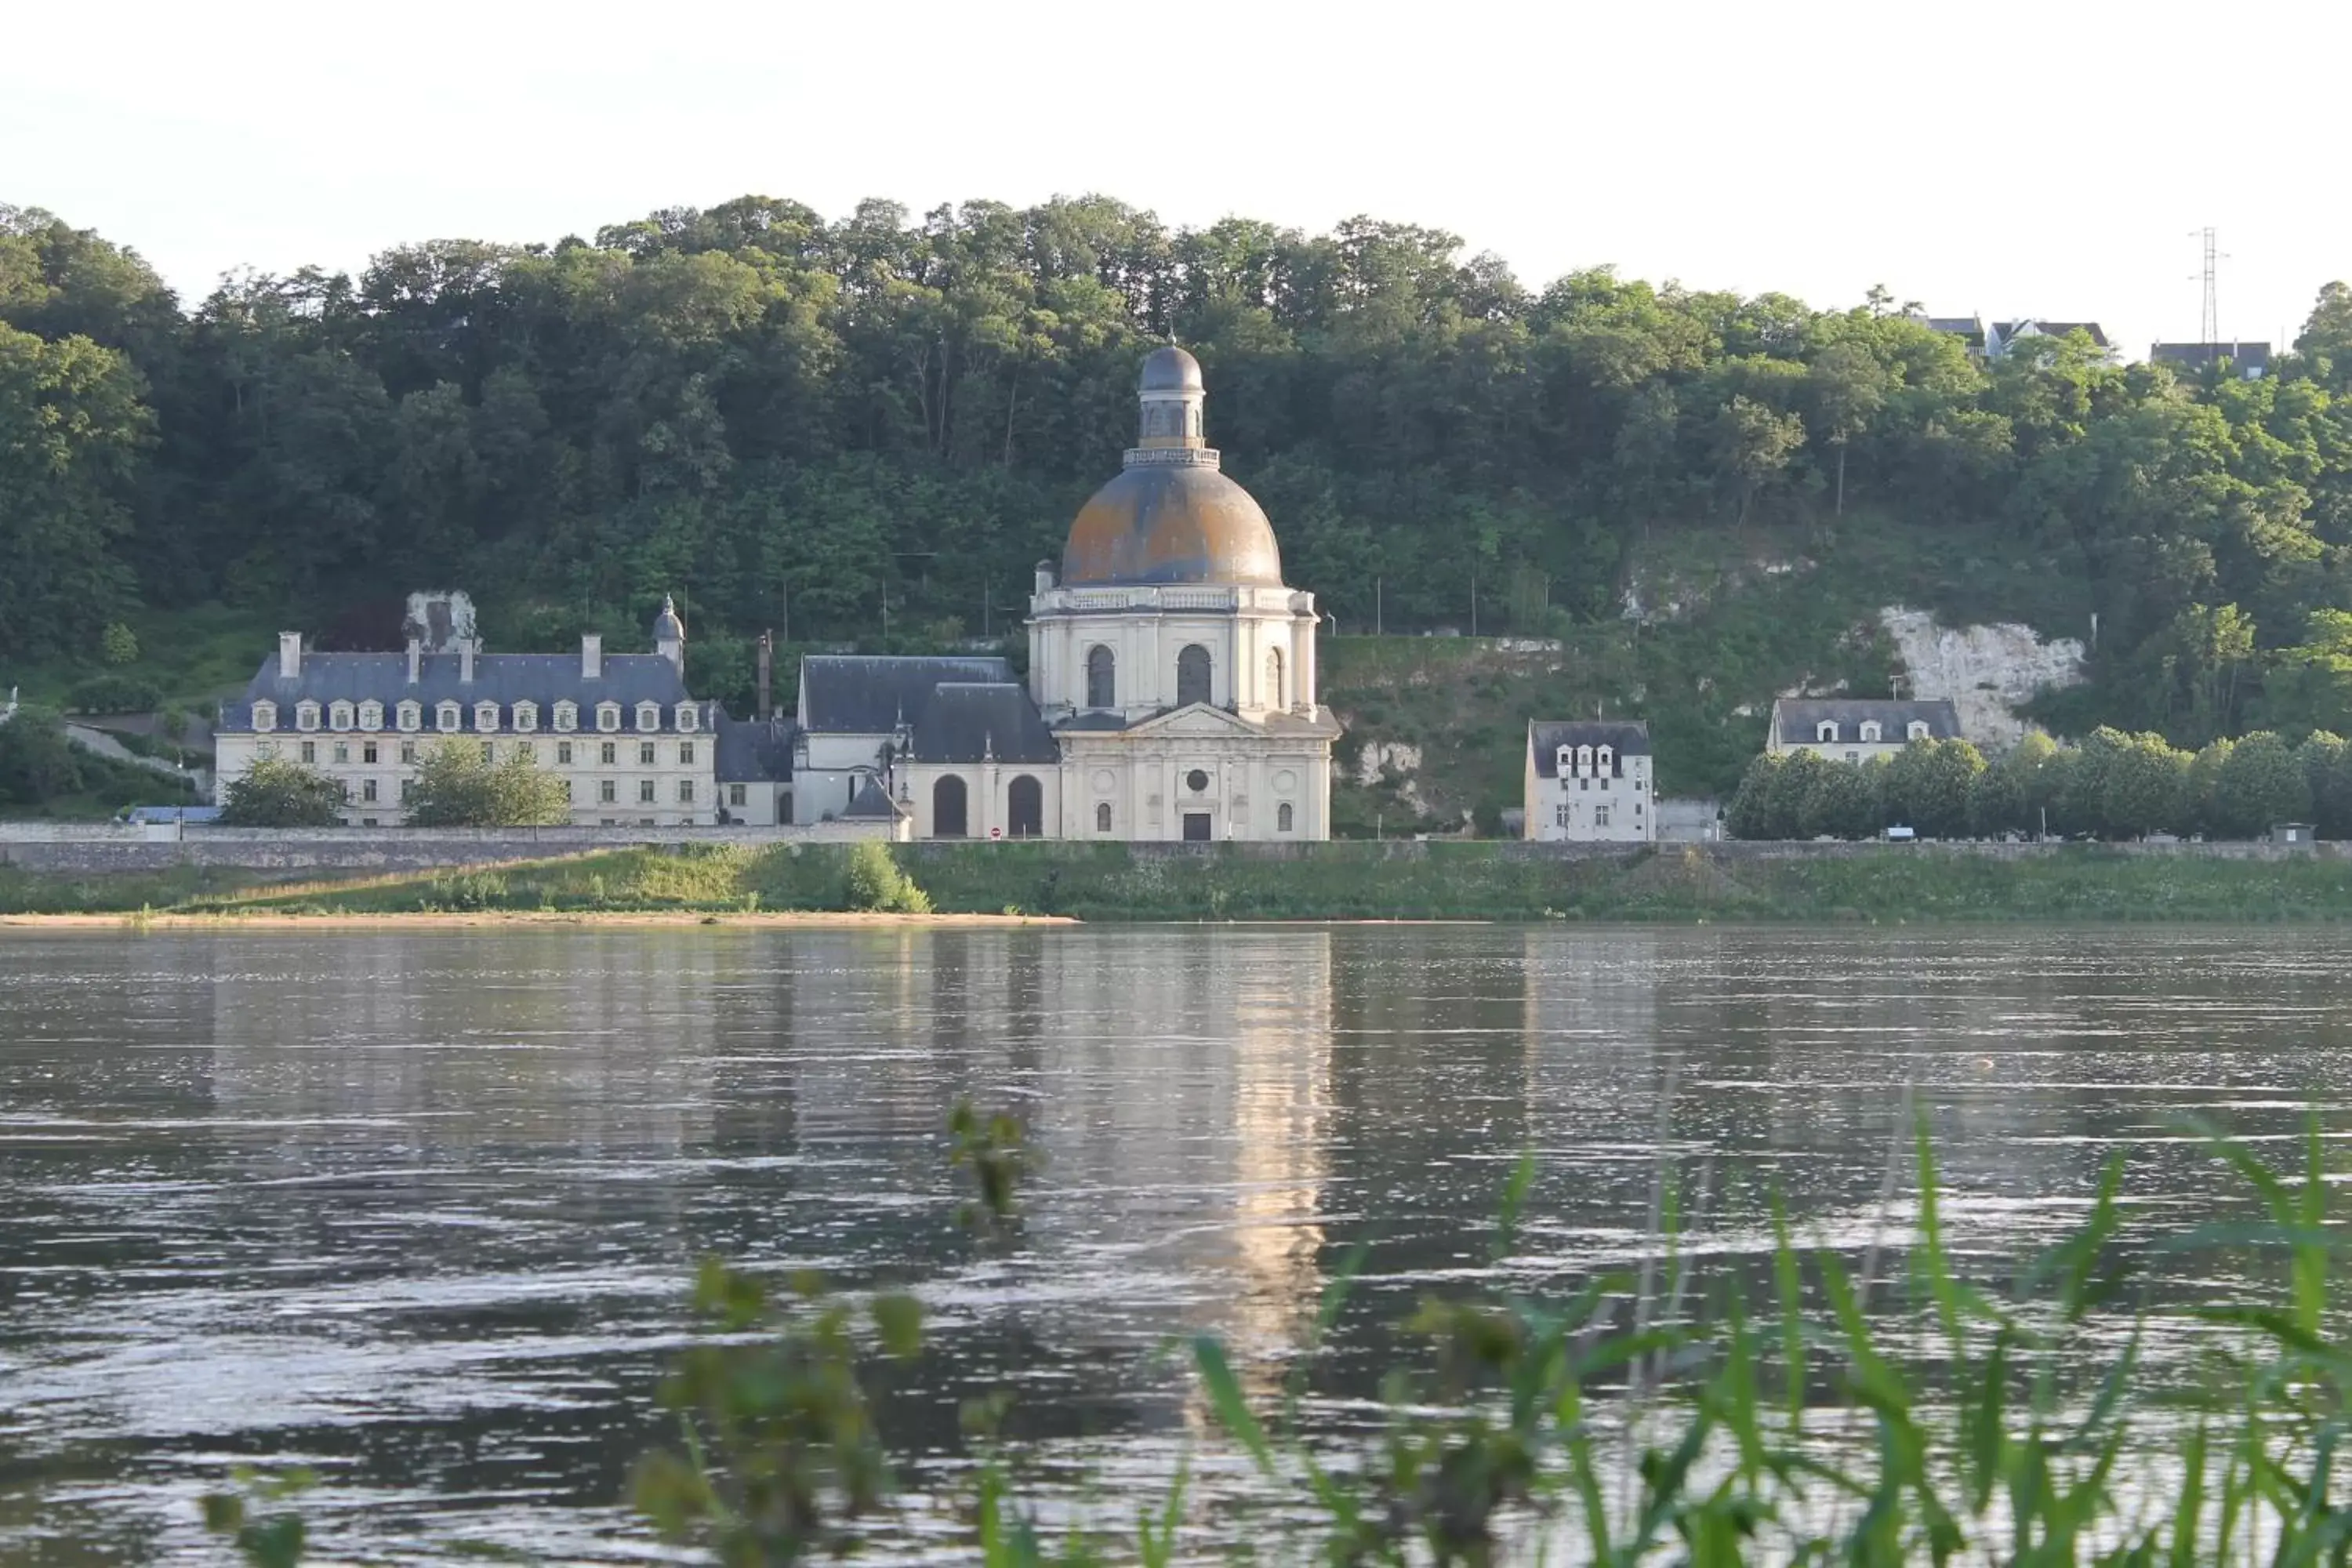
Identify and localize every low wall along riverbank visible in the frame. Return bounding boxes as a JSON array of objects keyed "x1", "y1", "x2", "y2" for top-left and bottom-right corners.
[{"x1": 4, "y1": 836, "x2": 2350, "y2": 921}]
